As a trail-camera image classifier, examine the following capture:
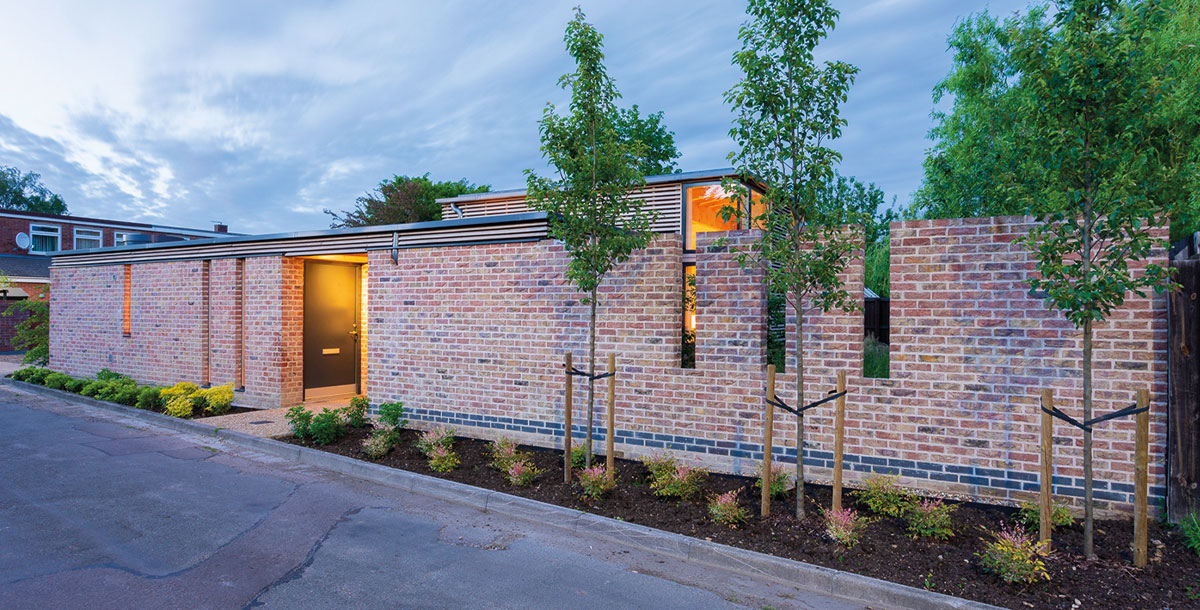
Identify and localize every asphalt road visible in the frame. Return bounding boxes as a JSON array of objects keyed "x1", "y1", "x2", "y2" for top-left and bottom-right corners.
[{"x1": 0, "y1": 385, "x2": 865, "y2": 610}]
